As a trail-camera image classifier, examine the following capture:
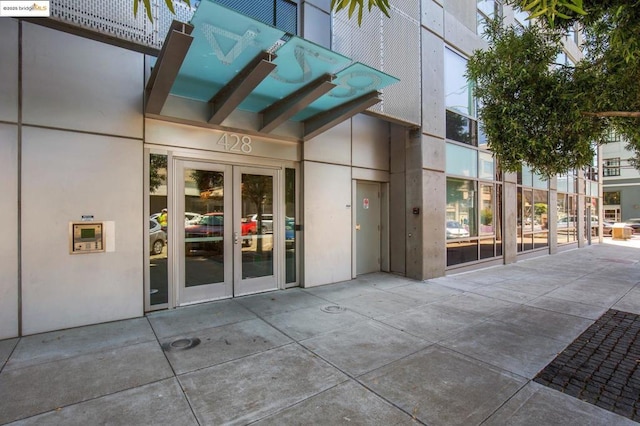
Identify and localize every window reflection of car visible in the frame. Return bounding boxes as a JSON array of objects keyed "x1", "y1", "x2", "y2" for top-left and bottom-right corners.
[
  {"x1": 185, "y1": 212, "x2": 202, "y2": 225},
  {"x1": 603, "y1": 221, "x2": 615, "y2": 236},
  {"x1": 240, "y1": 216, "x2": 257, "y2": 247},
  {"x1": 149, "y1": 218, "x2": 166, "y2": 255},
  {"x1": 246, "y1": 214, "x2": 273, "y2": 234},
  {"x1": 285, "y1": 217, "x2": 295, "y2": 249},
  {"x1": 185, "y1": 213, "x2": 224, "y2": 238},
  {"x1": 446, "y1": 221, "x2": 470, "y2": 239},
  {"x1": 150, "y1": 211, "x2": 202, "y2": 225},
  {"x1": 557, "y1": 216, "x2": 599, "y2": 229},
  {"x1": 624, "y1": 218, "x2": 640, "y2": 234},
  {"x1": 185, "y1": 213, "x2": 224, "y2": 253}
]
